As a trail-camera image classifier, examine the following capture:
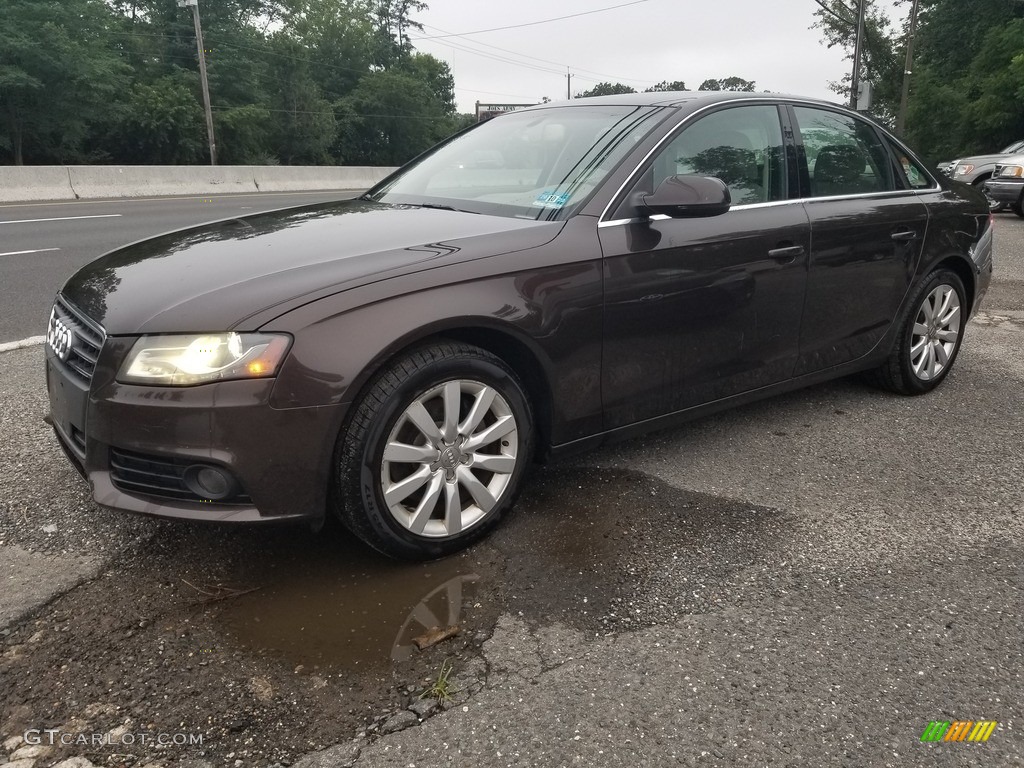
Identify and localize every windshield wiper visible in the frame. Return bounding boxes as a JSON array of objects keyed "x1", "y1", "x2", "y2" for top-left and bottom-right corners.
[{"x1": 417, "y1": 203, "x2": 479, "y2": 214}]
